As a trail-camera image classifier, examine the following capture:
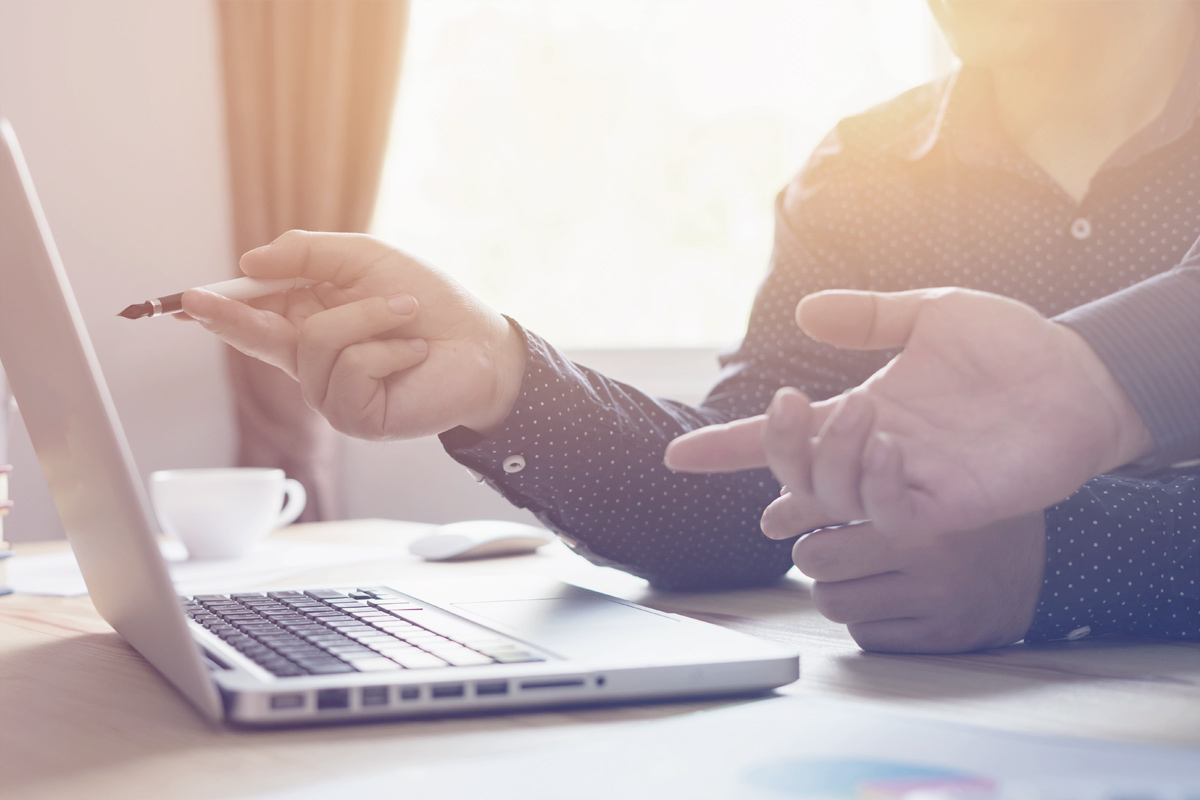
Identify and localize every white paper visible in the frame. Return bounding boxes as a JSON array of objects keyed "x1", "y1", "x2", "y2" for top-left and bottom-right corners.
[
  {"x1": 8, "y1": 539, "x2": 407, "y2": 596},
  {"x1": 240, "y1": 695, "x2": 1200, "y2": 800}
]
